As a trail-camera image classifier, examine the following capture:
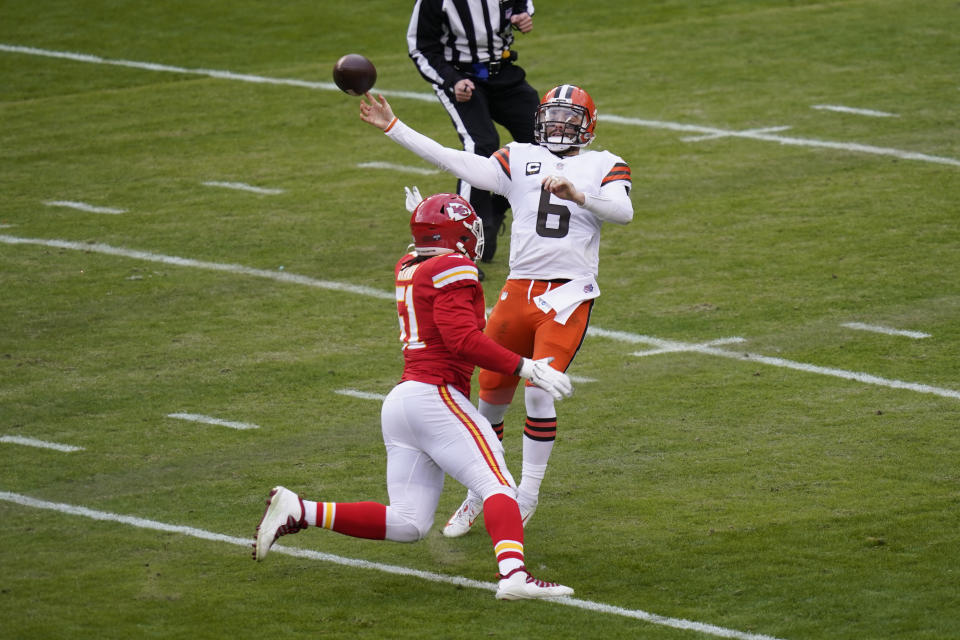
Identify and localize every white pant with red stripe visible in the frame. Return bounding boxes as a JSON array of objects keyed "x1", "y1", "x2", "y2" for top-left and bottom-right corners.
[{"x1": 381, "y1": 380, "x2": 517, "y2": 541}]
